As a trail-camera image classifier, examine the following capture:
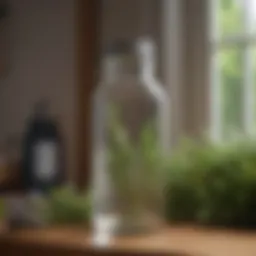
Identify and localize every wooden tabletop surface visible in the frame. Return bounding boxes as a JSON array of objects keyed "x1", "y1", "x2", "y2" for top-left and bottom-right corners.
[{"x1": 1, "y1": 225, "x2": 256, "y2": 256}]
